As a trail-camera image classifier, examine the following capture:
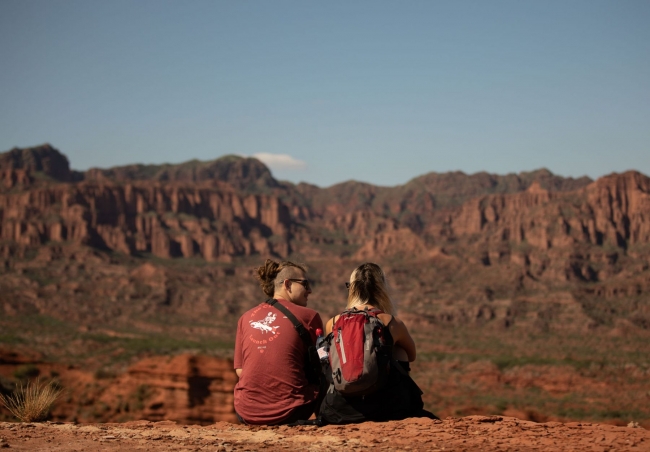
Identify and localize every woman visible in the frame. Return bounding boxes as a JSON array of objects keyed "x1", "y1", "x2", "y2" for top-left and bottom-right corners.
[
  {"x1": 325, "y1": 262, "x2": 416, "y2": 367},
  {"x1": 320, "y1": 262, "x2": 433, "y2": 423}
]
